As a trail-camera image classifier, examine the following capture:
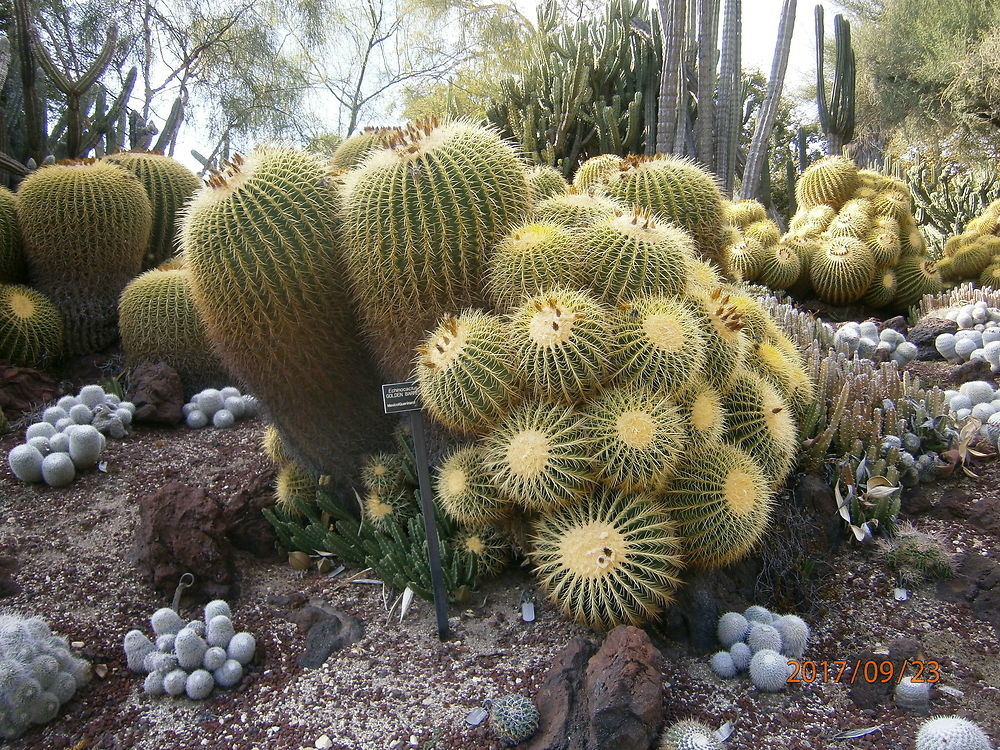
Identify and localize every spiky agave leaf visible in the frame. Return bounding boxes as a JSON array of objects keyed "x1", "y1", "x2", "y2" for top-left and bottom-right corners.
[
  {"x1": 529, "y1": 486, "x2": 685, "y2": 629},
  {"x1": 509, "y1": 289, "x2": 613, "y2": 403},
  {"x1": 434, "y1": 445, "x2": 508, "y2": 525},
  {"x1": 580, "y1": 385, "x2": 687, "y2": 490},
  {"x1": 480, "y1": 399, "x2": 594, "y2": 511},
  {"x1": 414, "y1": 310, "x2": 522, "y2": 433},
  {"x1": 658, "y1": 440, "x2": 774, "y2": 567},
  {"x1": 610, "y1": 295, "x2": 707, "y2": 394}
]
